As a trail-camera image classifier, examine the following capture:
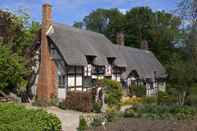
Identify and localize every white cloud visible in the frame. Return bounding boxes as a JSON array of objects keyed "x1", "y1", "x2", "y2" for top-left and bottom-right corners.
[{"x1": 119, "y1": 8, "x2": 128, "y2": 14}]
